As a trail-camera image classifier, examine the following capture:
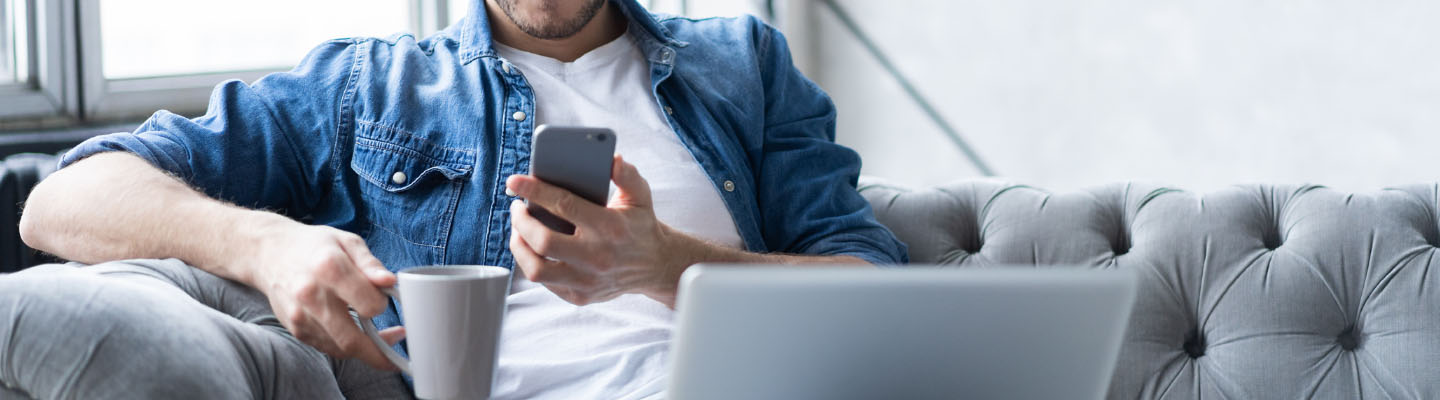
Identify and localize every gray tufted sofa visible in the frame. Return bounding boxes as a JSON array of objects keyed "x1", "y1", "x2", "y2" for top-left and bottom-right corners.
[
  {"x1": 858, "y1": 178, "x2": 1440, "y2": 398},
  {"x1": 7, "y1": 146, "x2": 1439, "y2": 397}
]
